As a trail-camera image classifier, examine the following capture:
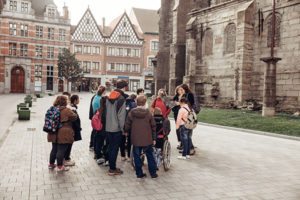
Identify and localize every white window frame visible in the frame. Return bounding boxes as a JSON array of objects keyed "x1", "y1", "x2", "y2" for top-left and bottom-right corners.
[{"x1": 150, "y1": 39, "x2": 159, "y2": 52}]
